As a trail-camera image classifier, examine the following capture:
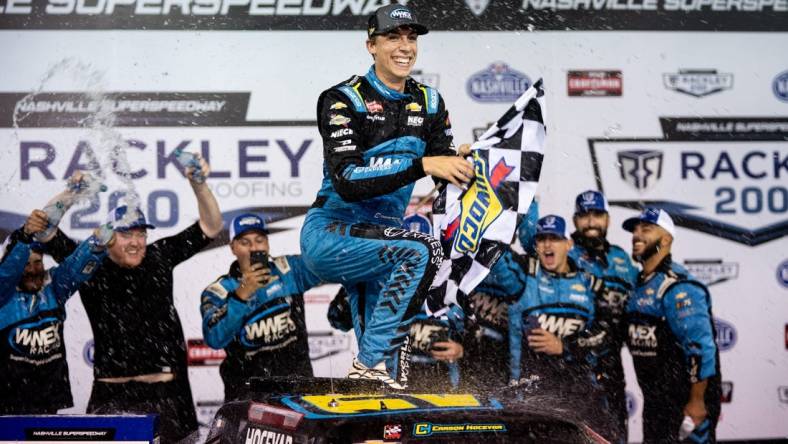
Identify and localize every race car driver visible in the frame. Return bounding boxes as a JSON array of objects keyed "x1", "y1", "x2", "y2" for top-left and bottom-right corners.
[
  {"x1": 623, "y1": 208, "x2": 721, "y2": 443},
  {"x1": 300, "y1": 4, "x2": 473, "y2": 389},
  {"x1": 1, "y1": 207, "x2": 114, "y2": 414},
  {"x1": 569, "y1": 190, "x2": 638, "y2": 440},
  {"x1": 201, "y1": 213, "x2": 321, "y2": 401}
]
